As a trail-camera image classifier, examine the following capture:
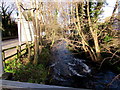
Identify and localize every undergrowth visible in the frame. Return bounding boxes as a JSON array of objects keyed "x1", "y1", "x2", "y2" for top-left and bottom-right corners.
[{"x1": 4, "y1": 46, "x2": 51, "y2": 84}]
